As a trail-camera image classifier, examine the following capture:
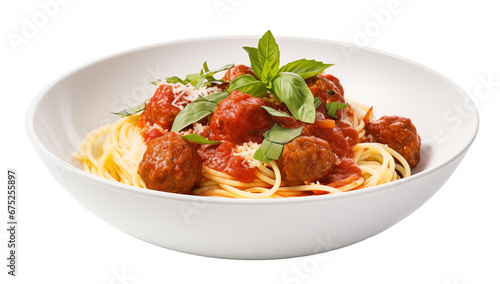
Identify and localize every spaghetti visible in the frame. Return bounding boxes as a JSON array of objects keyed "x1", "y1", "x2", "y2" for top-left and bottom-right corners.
[{"x1": 74, "y1": 99, "x2": 413, "y2": 199}]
